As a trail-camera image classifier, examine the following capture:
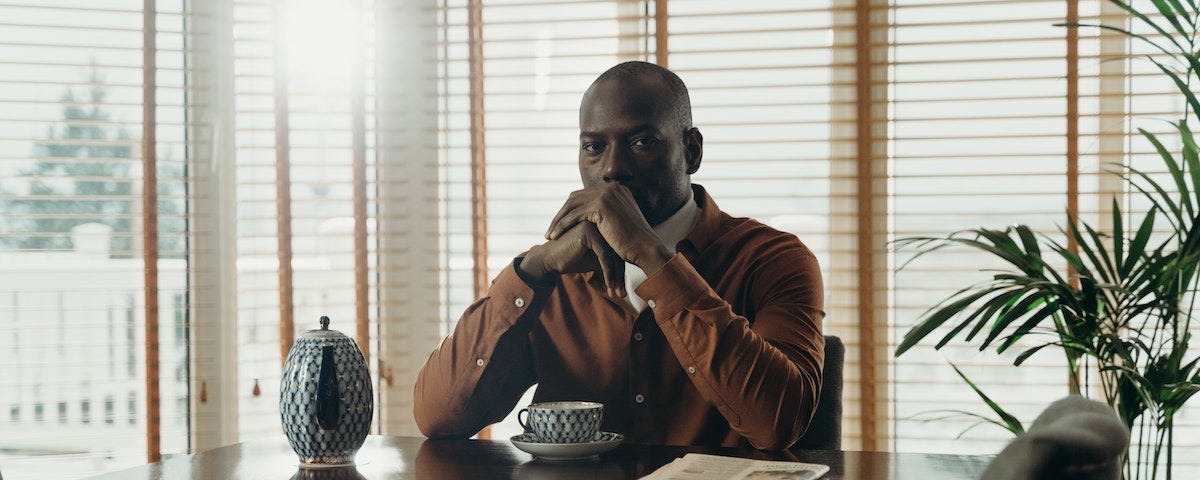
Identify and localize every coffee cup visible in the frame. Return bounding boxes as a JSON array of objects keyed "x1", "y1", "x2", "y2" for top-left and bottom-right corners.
[{"x1": 516, "y1": 401, "x2": 604, "y2": 444}]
